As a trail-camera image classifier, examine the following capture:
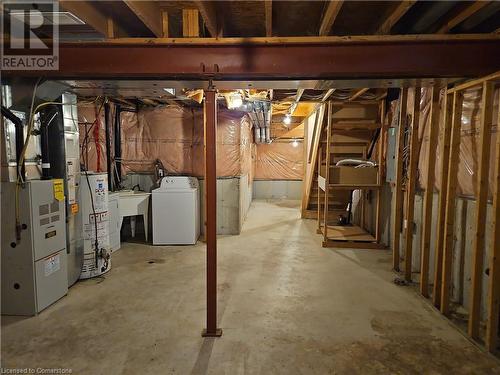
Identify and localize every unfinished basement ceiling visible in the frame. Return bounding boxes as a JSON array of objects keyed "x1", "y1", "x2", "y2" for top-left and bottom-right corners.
[{"x1": 9, "y1": 0, "x2": 497, "y2": 40}]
